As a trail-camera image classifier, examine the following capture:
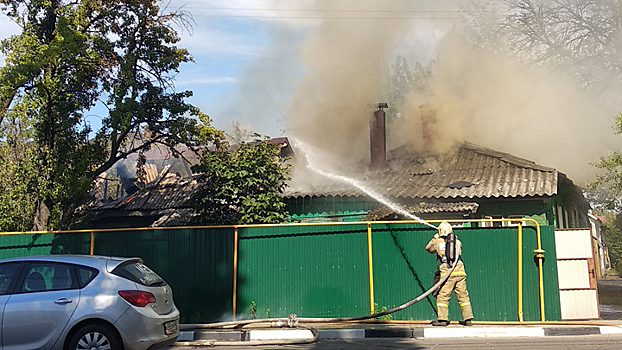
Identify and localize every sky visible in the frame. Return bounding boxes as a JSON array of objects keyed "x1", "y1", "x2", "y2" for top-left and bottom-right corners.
[{"x1": 1, "y1": 0, "x2": 622, "y2": 186}]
